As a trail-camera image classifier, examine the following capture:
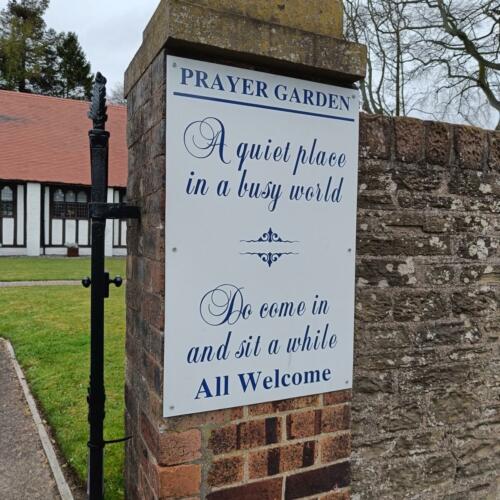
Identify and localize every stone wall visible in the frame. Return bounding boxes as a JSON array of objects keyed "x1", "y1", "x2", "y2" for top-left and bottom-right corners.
[{"x1": 352, "y1": 115, "x2": 500, "y2": 499}]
